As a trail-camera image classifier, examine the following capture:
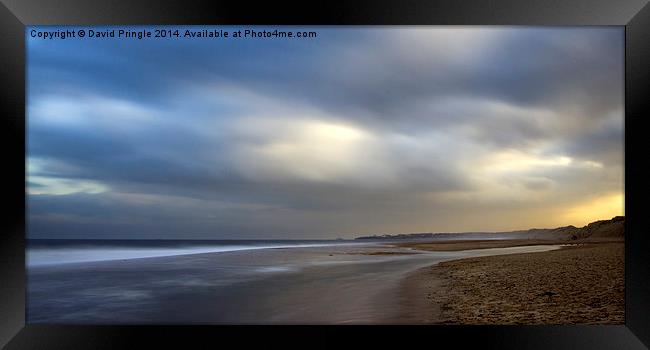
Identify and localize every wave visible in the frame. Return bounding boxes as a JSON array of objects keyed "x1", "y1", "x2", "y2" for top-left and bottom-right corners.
[{"x1": 27, "y1": 242, "x2": 366, "y2": 267}]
